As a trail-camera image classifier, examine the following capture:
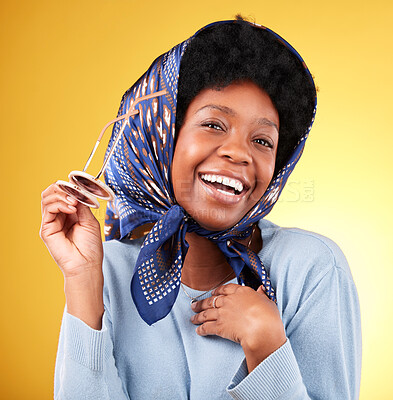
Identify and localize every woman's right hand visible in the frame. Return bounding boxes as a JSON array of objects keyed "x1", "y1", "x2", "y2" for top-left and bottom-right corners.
[
  {"x1": 40, "y1": 183, "x2": 103, "y2": 278},
  {"x1": 40, "y1": 183, "x2": 105, "y2": 329}
]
